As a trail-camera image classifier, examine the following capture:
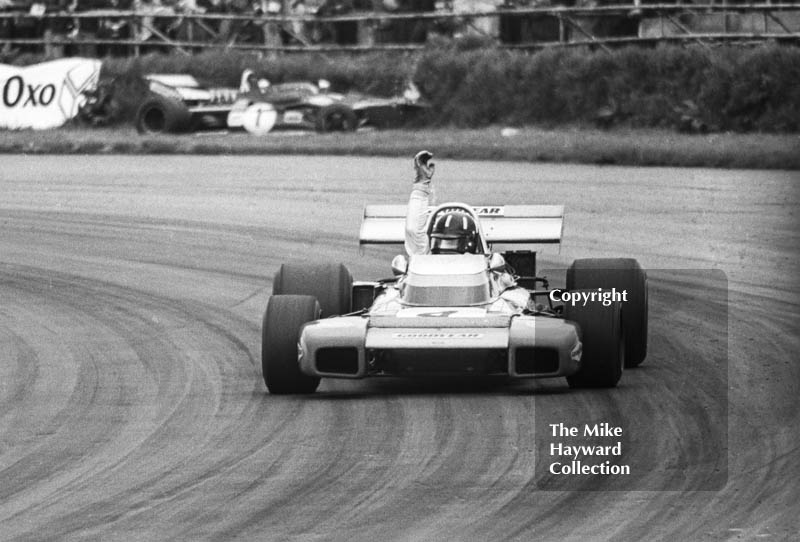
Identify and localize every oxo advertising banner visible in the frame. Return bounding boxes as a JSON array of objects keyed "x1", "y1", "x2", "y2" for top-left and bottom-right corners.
[{"x1": 0, "y1": 58, "x2": 101, "y2": 130}]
